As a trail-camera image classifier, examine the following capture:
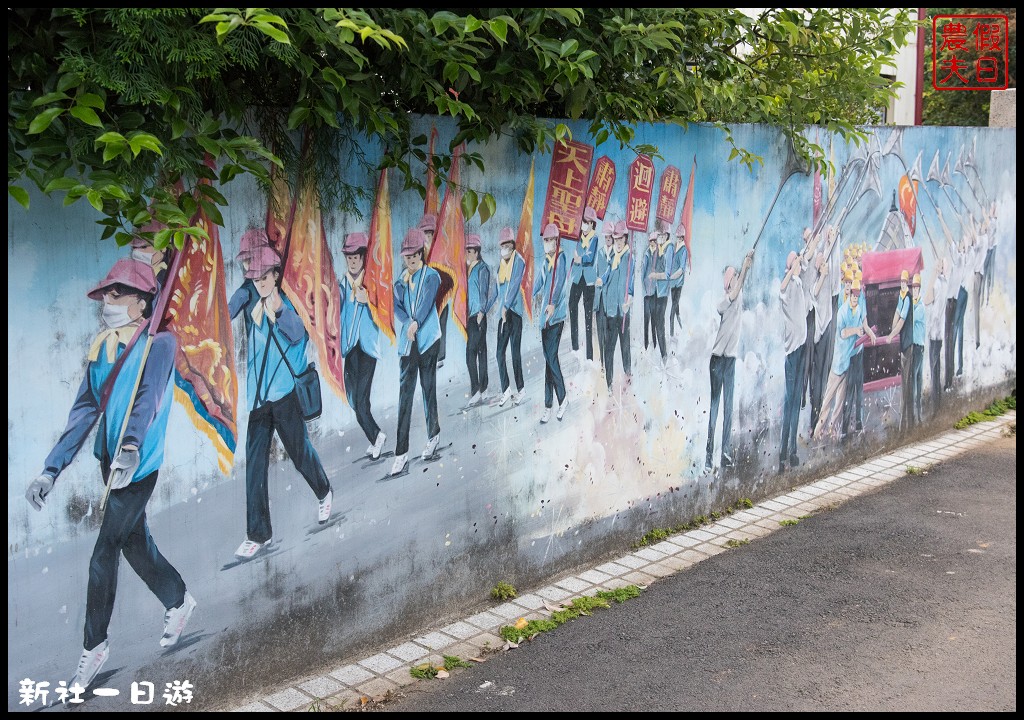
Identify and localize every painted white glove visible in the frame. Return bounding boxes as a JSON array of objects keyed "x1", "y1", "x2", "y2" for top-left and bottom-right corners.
[
  {"x1": 26, "y1": 474, "x2": 56, "y2": 511},
  {"x1": 108, "y1": 447, "x2": 140, "y2": 490}
]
